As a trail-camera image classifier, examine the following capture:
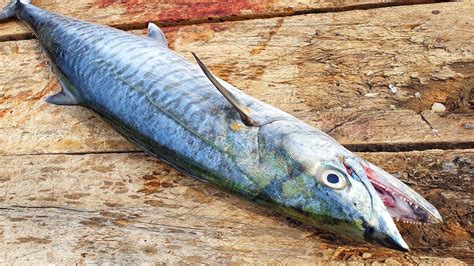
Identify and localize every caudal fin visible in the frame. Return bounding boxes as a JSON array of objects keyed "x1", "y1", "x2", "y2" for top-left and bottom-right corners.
[{"x1": 0, "y1": 0, "x2": 31, "y2": 21}]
